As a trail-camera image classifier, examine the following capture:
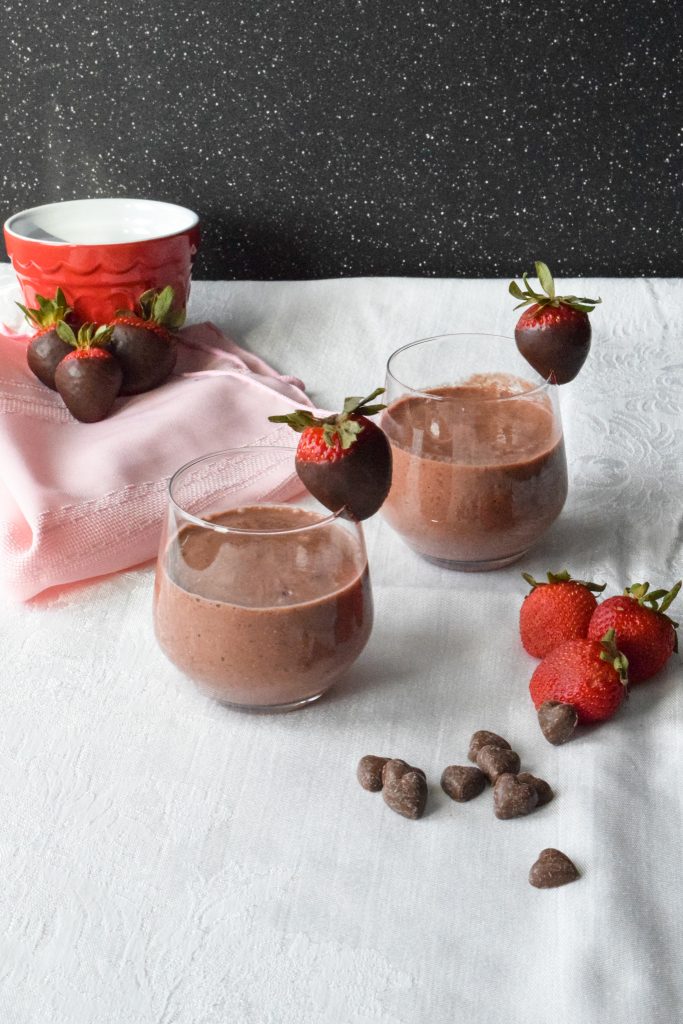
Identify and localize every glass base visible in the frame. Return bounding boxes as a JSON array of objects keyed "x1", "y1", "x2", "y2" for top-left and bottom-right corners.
[
  {"x1": 418, "y1": 548, "x2": 530, "y2": 572},
  {"x1": 216, "y1": 689, "x2": 325, "y2": 714}
]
